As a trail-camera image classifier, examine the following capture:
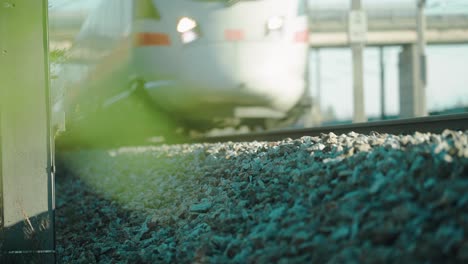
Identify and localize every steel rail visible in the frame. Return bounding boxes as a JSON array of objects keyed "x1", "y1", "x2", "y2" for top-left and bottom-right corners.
[{"x1": 199, "y1": 113, "x2": 468, "y2": 143}]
